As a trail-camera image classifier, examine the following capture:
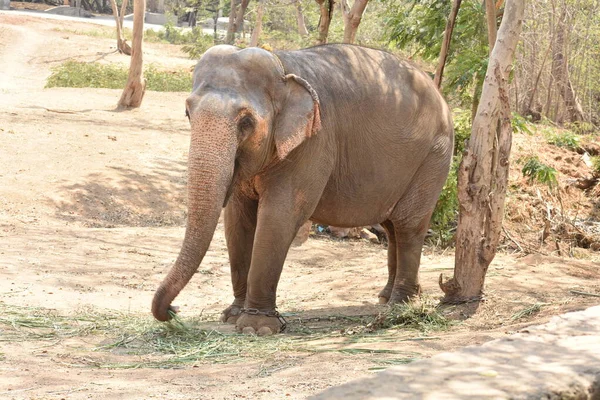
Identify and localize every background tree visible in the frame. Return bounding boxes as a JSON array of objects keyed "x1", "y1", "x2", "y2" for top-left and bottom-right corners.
[
  {"x1": 250, "y1": 0, "x2": 265, "y2": 46},
  {"x1": 118, "y1": 0, "x2": 146, "y2": 108},
  {"x1": 433, "y1": 0, "x2": 462, "y2": 88},
  {"x1": 341, "y1": 0, "x2": 369, "y2": 44},
  {"x1": 295, "y1": 0, "x2": 309, "y2": 36},
  {"x1": 315, "y1": 0, "x2": 334, "y2": 44},
  {"x1": 440, "y1": 0, "x2": 525, "y2": 303},
  {"x1": 109, "y1": 0, "x2": 132, "y2": 55}
]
